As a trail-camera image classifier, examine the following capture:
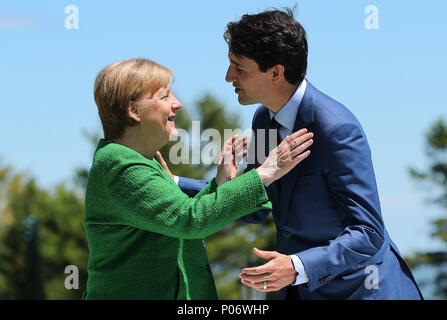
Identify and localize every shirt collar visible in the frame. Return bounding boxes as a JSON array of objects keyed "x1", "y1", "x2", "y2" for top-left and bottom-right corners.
[{"x1": 269, "y1": 79, "x2": 307, "y2": 131}]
